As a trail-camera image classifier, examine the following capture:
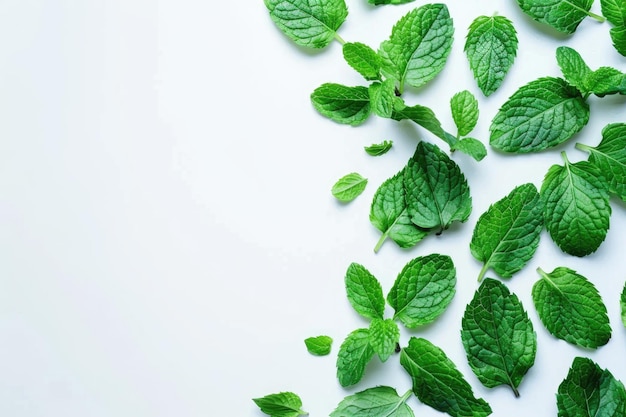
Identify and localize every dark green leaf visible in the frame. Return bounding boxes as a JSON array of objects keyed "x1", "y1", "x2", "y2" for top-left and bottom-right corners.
[{"x1": 515, "y1": 0, "x2": 596, "y2": 34}]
